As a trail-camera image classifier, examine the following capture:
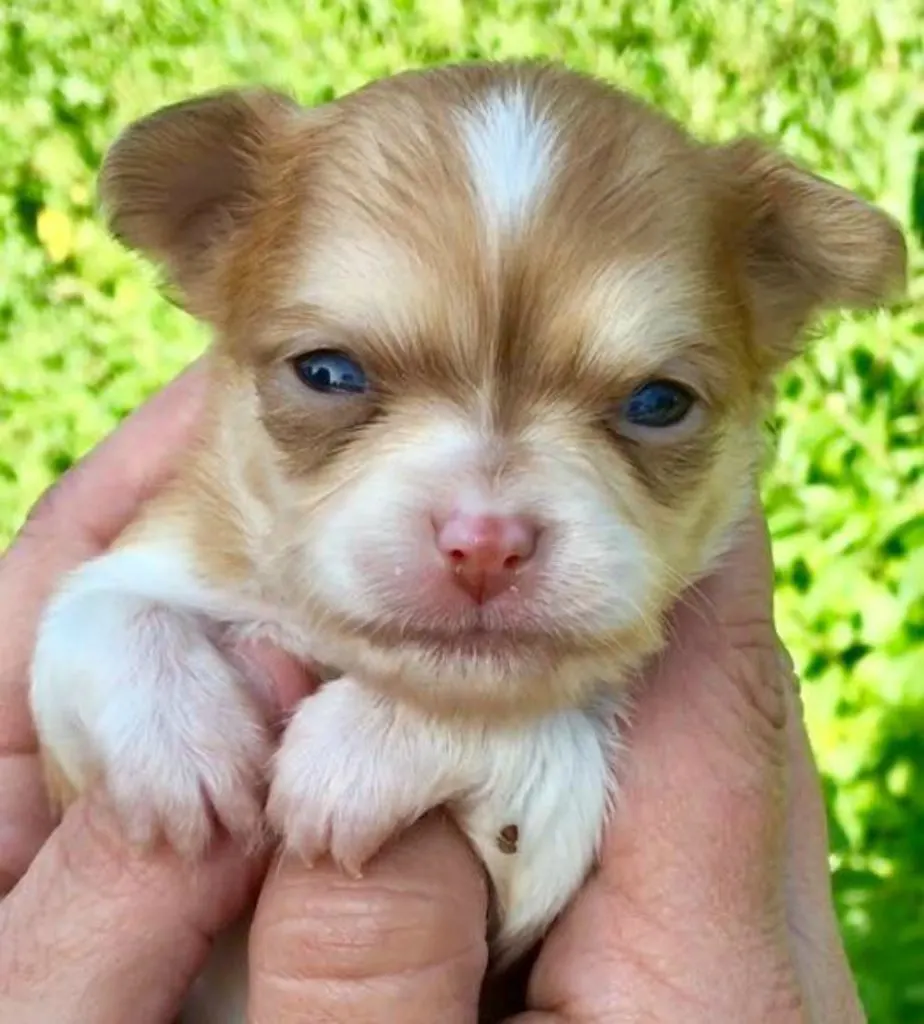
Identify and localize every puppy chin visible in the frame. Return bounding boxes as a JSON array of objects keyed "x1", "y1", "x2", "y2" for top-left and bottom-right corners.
[{"x1": 305, "y1": 615, "x2": 661, "y2": 719}]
